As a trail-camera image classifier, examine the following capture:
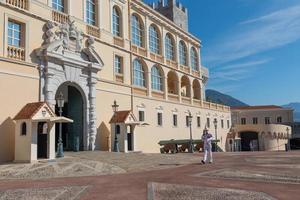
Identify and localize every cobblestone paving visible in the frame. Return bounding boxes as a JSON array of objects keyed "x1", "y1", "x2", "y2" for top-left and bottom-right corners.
[
  {"x1": 194, "y1": 168, "x2": 300, "y2": 184},
  {"x1": 0, "y1": 156, "x2": 126, "y2": 180},
  {"x1": 0, "y1": 186, "x2": 88, "y2": 200},
  {"x1": 148, "y1": 182, "x2": 276, "y2": 200},
  {"x1": 65, "y1": 151, "x2": 201, "y2": 172}
]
